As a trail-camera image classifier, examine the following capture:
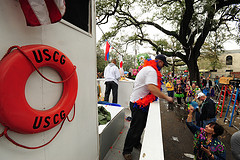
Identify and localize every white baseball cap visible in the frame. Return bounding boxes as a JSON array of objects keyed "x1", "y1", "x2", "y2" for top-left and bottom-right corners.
[{"x1": 197, "y1": 92, "x2": 205, "y2": 98}]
